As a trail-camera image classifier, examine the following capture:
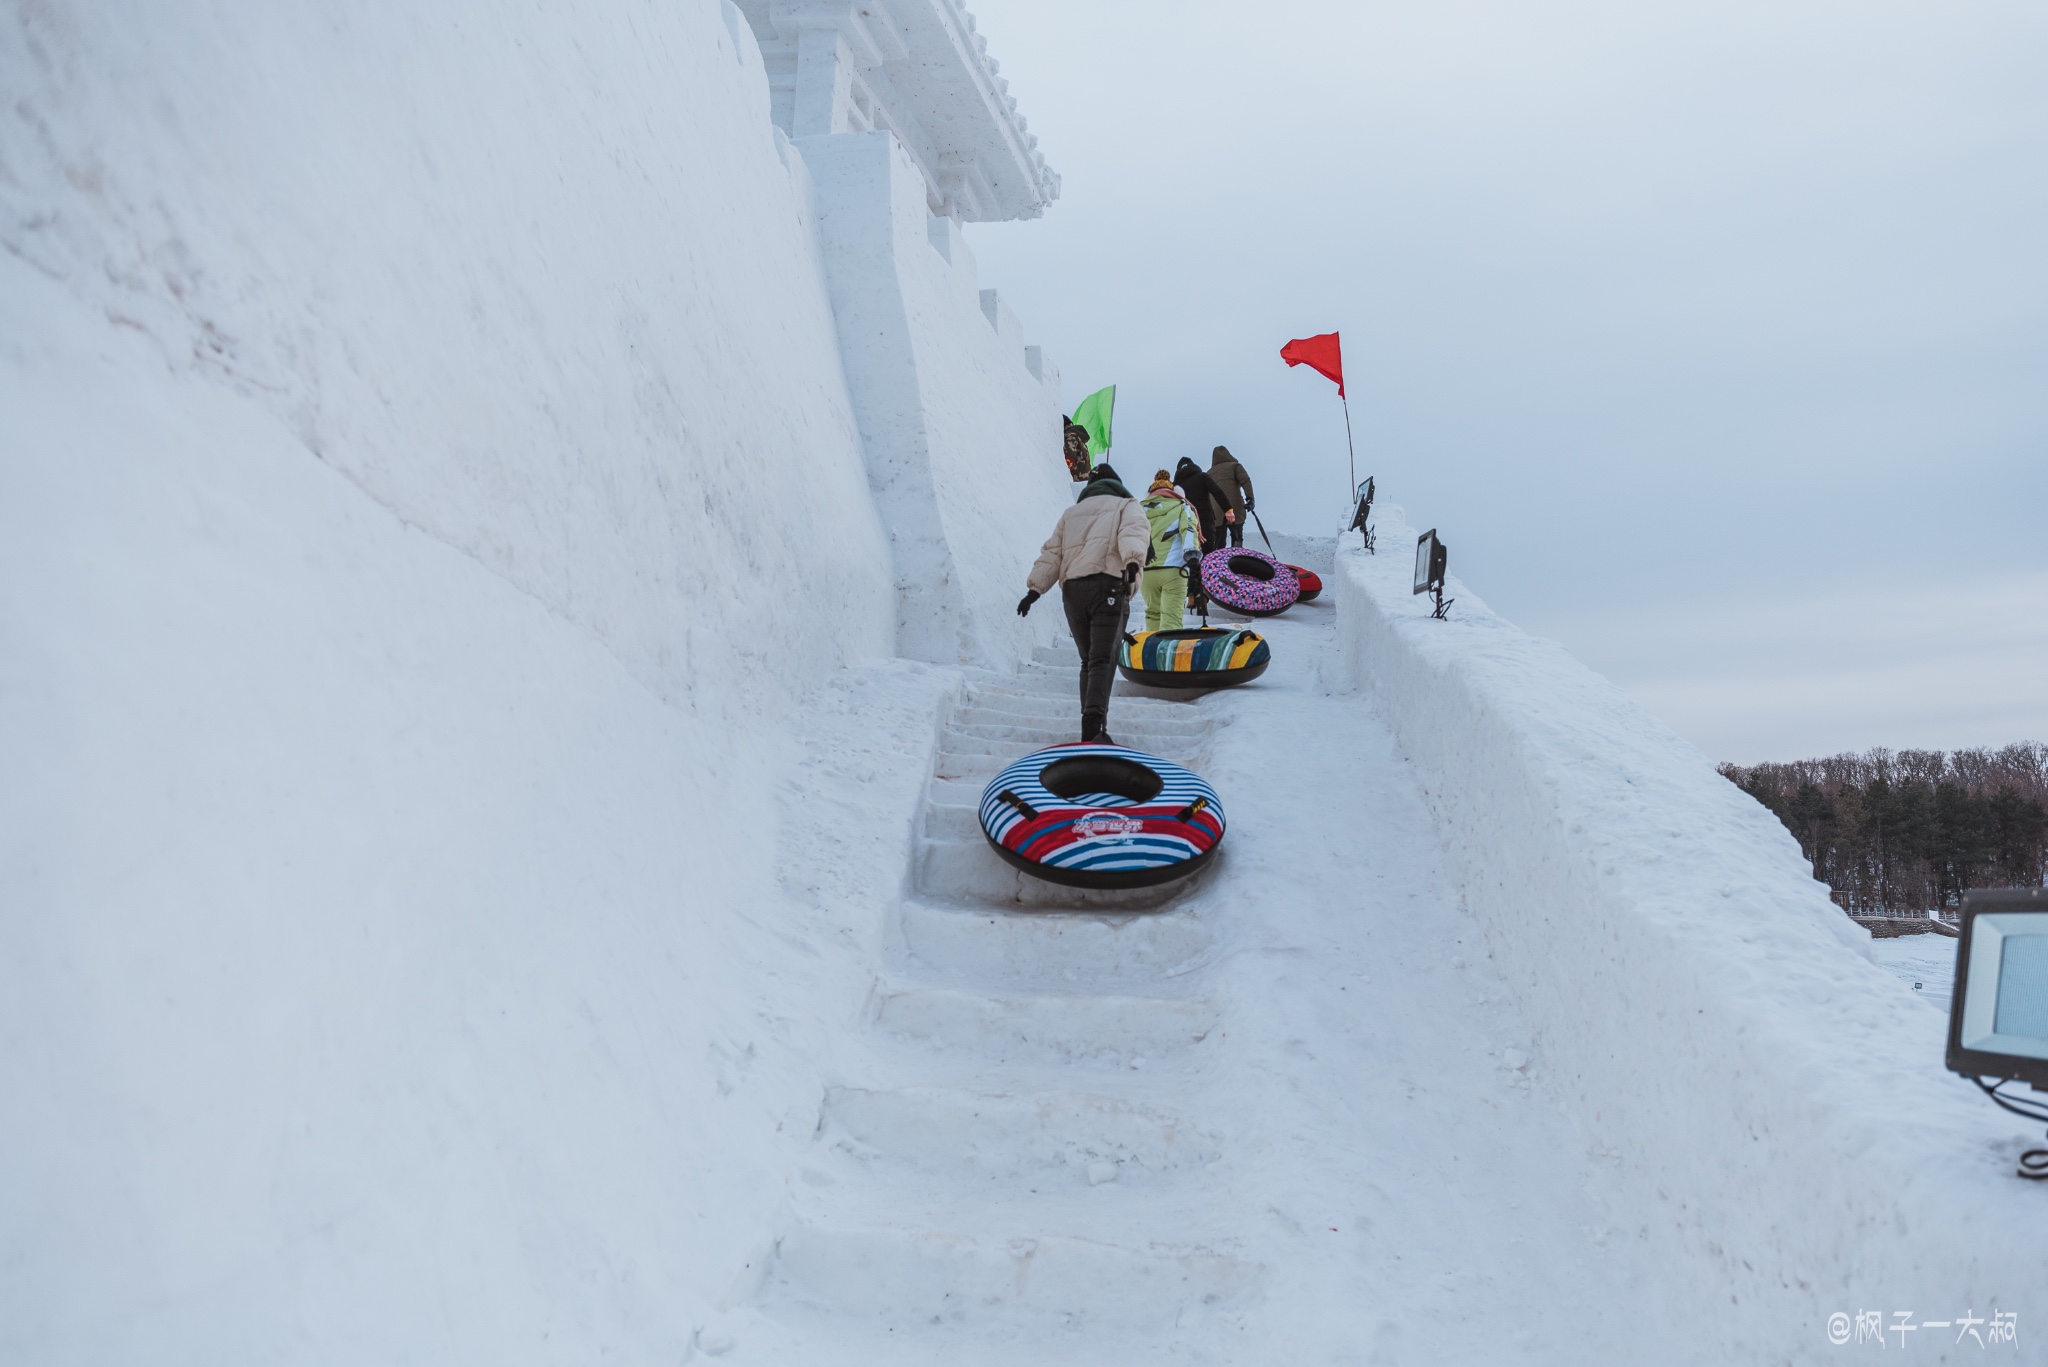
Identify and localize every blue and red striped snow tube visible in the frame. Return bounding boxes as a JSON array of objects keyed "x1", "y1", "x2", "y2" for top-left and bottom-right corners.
[
  {"x1": 1200, "y1": 548, "x2": 1299, "y2": 617},
  {"x1": 979, "y1": 743, "x2": 1226, "y2": 889}
]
